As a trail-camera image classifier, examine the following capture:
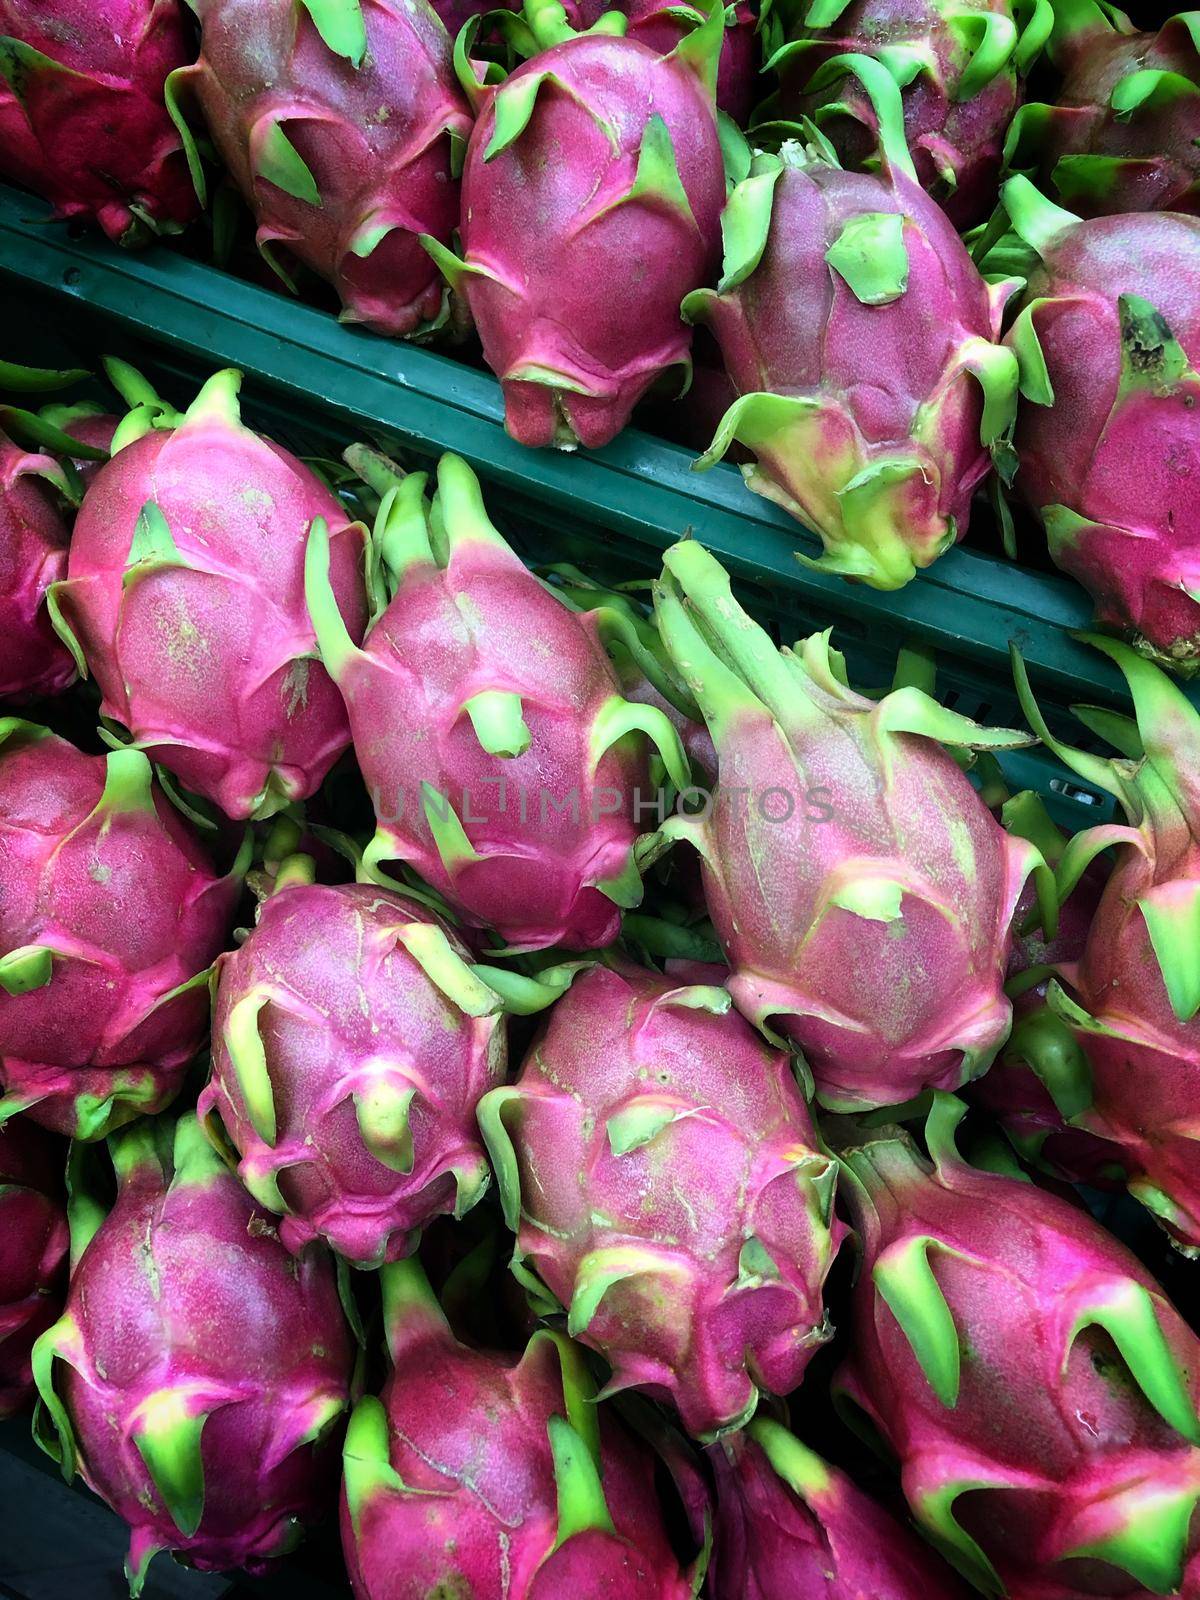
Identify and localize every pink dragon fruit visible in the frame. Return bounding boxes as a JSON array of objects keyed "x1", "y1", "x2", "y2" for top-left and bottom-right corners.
[
  {"x1": 306, "y1": 453, "x2": 690, "y2": 951},
  {"x1": 685, "y1": 60, "x2": 1019, "y2": 589},
  {"x1": 969, "y1": 788, "x2": 1128, "y2": 1188},
  {"x1": 38, "y1": 404, "x2": 118, "y2": 487},
  {"x1": 563, "y1": 0, "x2": 760, "y2": 123},
  {"x1": 709, "y1": 1417, "x2": 967, "y2": 1598},
  {"x1": 0, "y1": 720, "x2": 244, "y2": 1138},
  {"x1": 762, "y1": 0, "x2": 1051, "y2": 228},
  {"x1": 0, "y1": 1116, "x2": 67, "y2": 1417},
  {"x1": 33, "y1": 1113, "x2": 353, "y2": 1594},
  {"x1": 0, "y1": 430, "x2": 76, "y2": 700},
  {"x1": 1001, "y1": 177, "x2": 1200, "y2": 672},
  {"x1": 653, "y1": 539, "x2": 1049, "y2": 1109},
  {"x1": 1011, "y1": 638, "x2": 1200, "y2": 1253},
  {"x1": 1005, "y1": 1, "x2": 1200, "y2": 217},
  {"x1": 478, "y1": 961, "x2": 846, "y2": 1438},
  {"x1": 835, "y1": 1093, "x2": 1200, "y2": 1598},
  {"x1": 51, "y1": 368, "x2": 369, "y2": 820},
  {"x1": 0, "y1": 0, "x2": 198, "y2": 244},
  {"x1": 170, "y1": 0, "x2": 472, "y2": 338},
  {"x1": 199, "y1": 857, "x2": 573, "y2": 1268},
  {"x1": 422, "y1": 0, "x2": 727, "y2": 449},
  {"x1": 341, "y1": 1255, "x2": 700, "y2": 1597}
]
